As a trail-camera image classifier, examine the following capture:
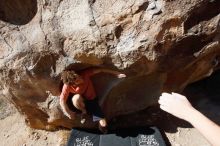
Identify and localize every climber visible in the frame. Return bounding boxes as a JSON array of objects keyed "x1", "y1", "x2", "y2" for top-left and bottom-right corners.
[
  {"x1": 158, "y1": 92, "x2": 220, "y2": 146},
  {"x1": 60, "y1": 68, "x2": 126, "y2": 133}
]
